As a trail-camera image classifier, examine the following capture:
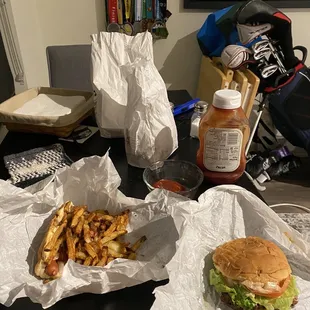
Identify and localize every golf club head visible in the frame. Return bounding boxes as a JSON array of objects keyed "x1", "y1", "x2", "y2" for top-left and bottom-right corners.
[
  {"x1": 237, "y1": 23, "x2": 273, "y2": 45},
  {"x1": 261, "y1": 64, "x2": 279, "y2": 79},
  {"x1": 252, "y1": 39, "x2": 270, "y2": 53},
  {"x1": 253, "y1": 47, "x2": 271, "y2": 60}
]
